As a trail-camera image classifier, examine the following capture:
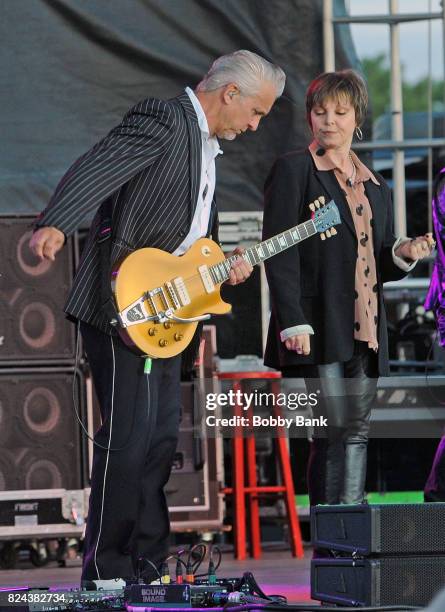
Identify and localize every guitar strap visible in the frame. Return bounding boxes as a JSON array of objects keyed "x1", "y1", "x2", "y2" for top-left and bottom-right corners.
[
  {"x1": 207, "y1": 197, "x2": 219, "y2": 243},
  {"x1": 97, "y1": 196, "x2": 119, "y2": 327}
]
